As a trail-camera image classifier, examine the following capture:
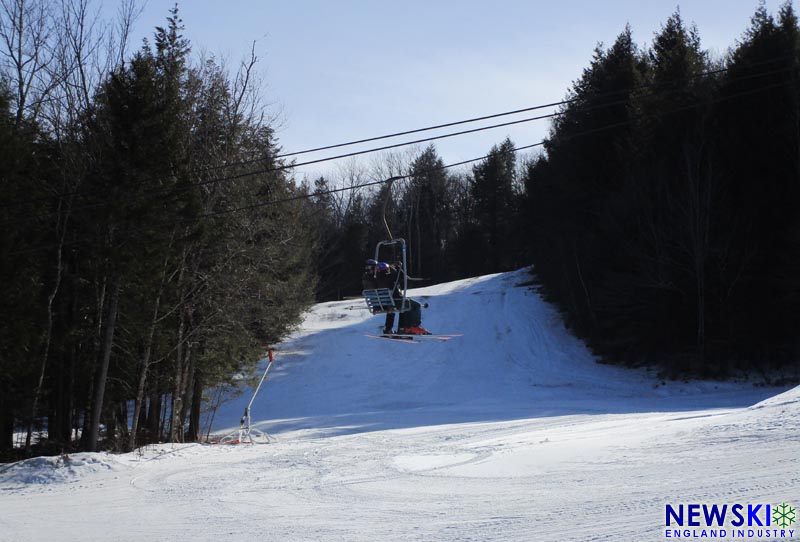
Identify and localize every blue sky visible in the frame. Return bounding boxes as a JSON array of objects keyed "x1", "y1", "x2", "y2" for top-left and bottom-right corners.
[{"x1": 127, "y1": 1, "x2": 788, "y2": 181}]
